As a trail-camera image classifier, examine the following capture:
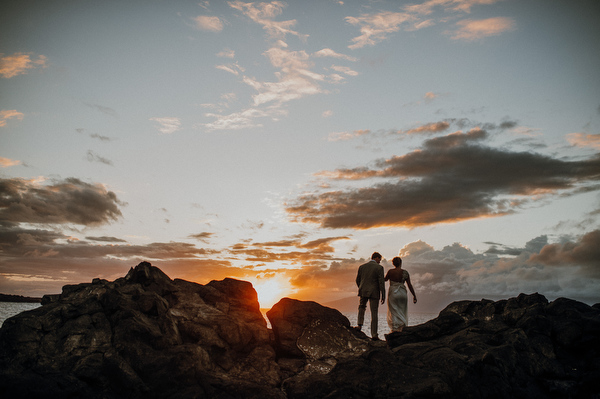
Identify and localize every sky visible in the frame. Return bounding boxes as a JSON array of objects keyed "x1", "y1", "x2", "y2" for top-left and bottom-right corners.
[{"x1": 1, "y1": 0, "x2": 599, "y2": 313}]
